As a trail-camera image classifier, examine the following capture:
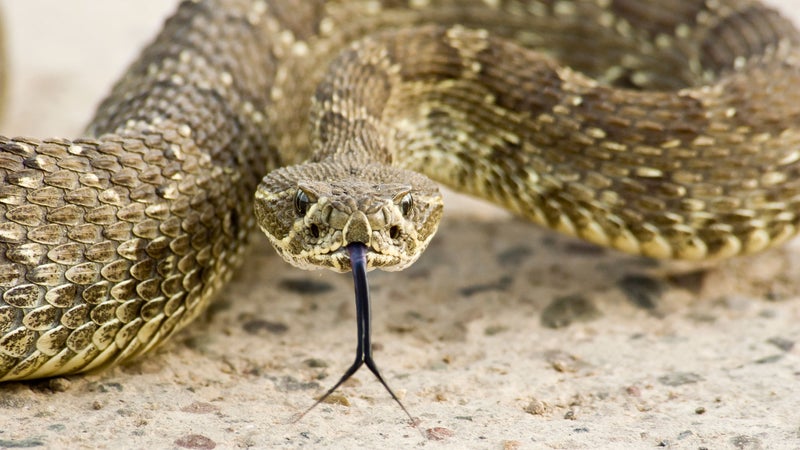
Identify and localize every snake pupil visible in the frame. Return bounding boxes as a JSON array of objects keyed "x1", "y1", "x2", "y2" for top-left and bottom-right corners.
[
  {"x1": 295, "y1": 189, "x2": 310, "y2": 216},
  {"x1": 399, "y1": 193, "x2": 413, "y2": 217}
]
